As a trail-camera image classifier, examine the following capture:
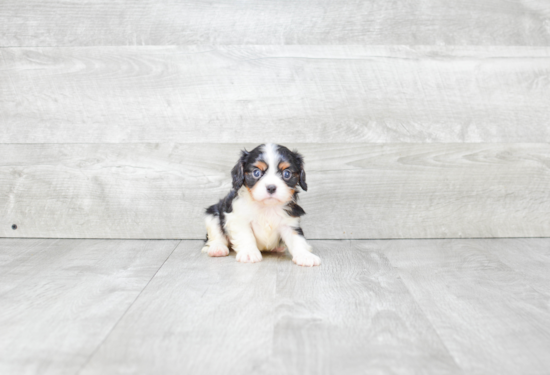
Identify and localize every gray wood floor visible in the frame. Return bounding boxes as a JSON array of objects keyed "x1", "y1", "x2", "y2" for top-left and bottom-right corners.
[{"x1": 1, "y1": 238, "x2": 549, "y2": 375}]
